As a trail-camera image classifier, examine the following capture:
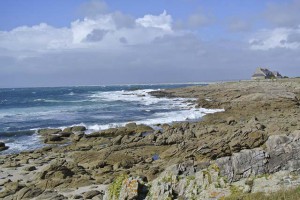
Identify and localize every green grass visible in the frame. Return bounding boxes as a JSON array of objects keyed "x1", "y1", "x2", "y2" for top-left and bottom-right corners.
[
  {"x1": 108, "y1": 174, "x2": 128, "y2": 200},
  {"x1": 224, "y1": 186, "x2": 300, "y2": 200}
]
